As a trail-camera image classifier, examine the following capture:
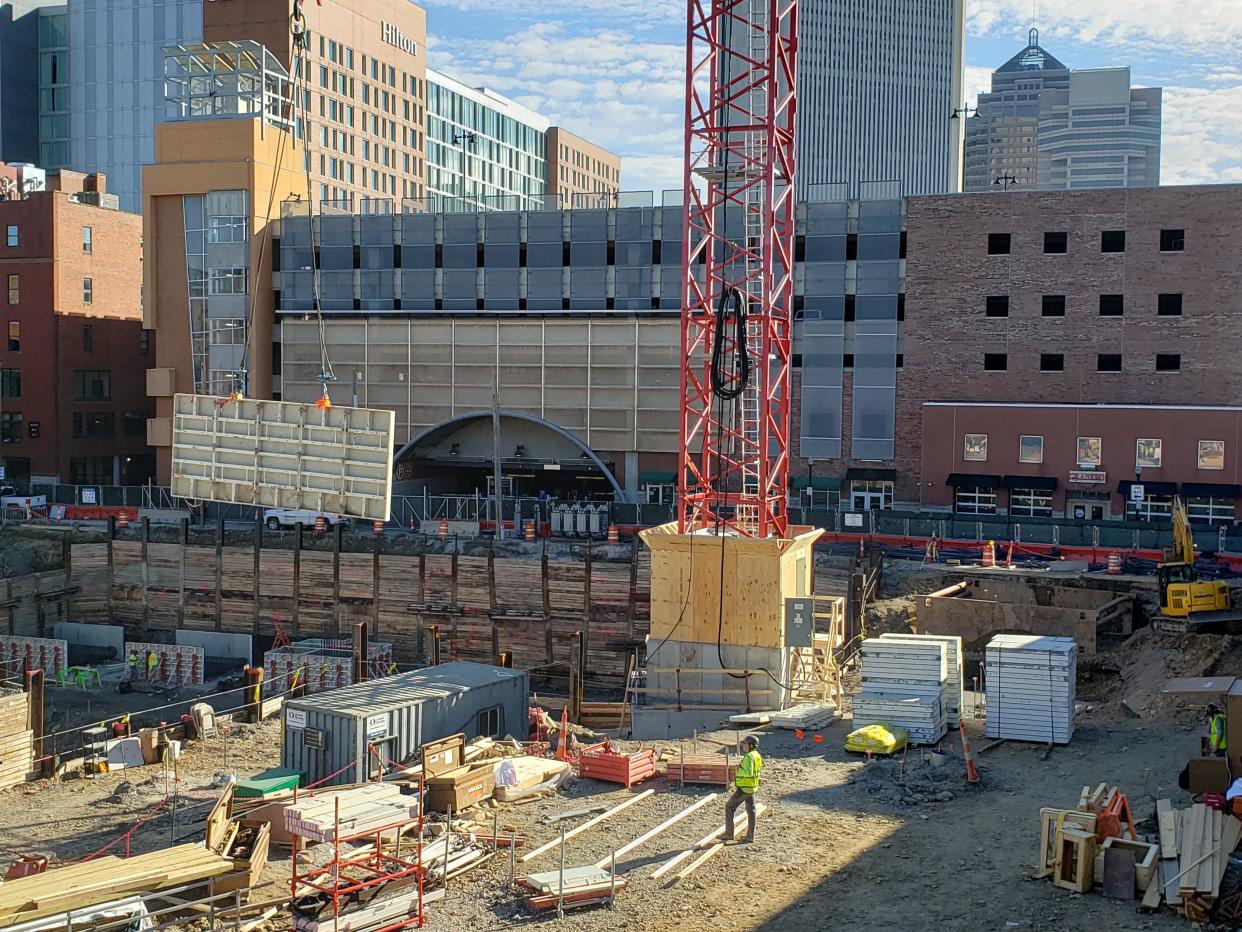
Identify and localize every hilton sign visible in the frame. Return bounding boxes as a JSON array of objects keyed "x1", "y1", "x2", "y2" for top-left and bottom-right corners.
[{"x1": 381, "y1": 22, "x2": 418, "y2": 57}]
